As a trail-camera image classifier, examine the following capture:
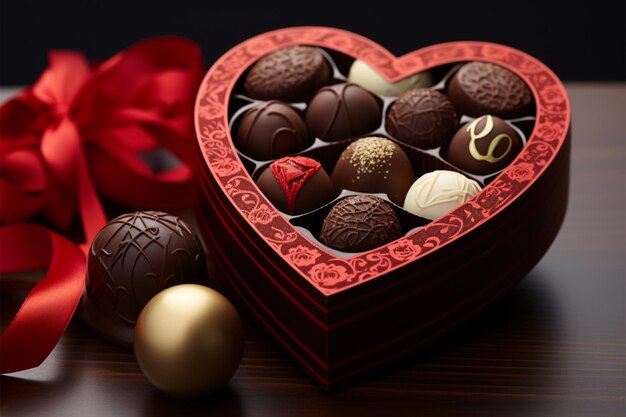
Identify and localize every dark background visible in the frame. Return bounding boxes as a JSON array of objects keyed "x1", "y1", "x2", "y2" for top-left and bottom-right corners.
[{"x1": 1, "y1": 0, "x2": 625, "y2": 85}]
